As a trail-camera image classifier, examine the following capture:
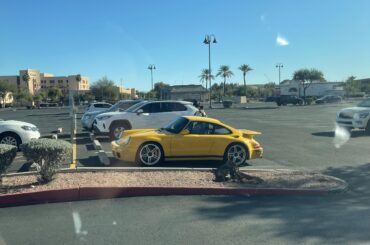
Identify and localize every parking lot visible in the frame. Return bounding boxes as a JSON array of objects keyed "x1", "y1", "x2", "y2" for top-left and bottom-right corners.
[{"x1": 2, "y1": 101, "x2": 370, "y2": 173}]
